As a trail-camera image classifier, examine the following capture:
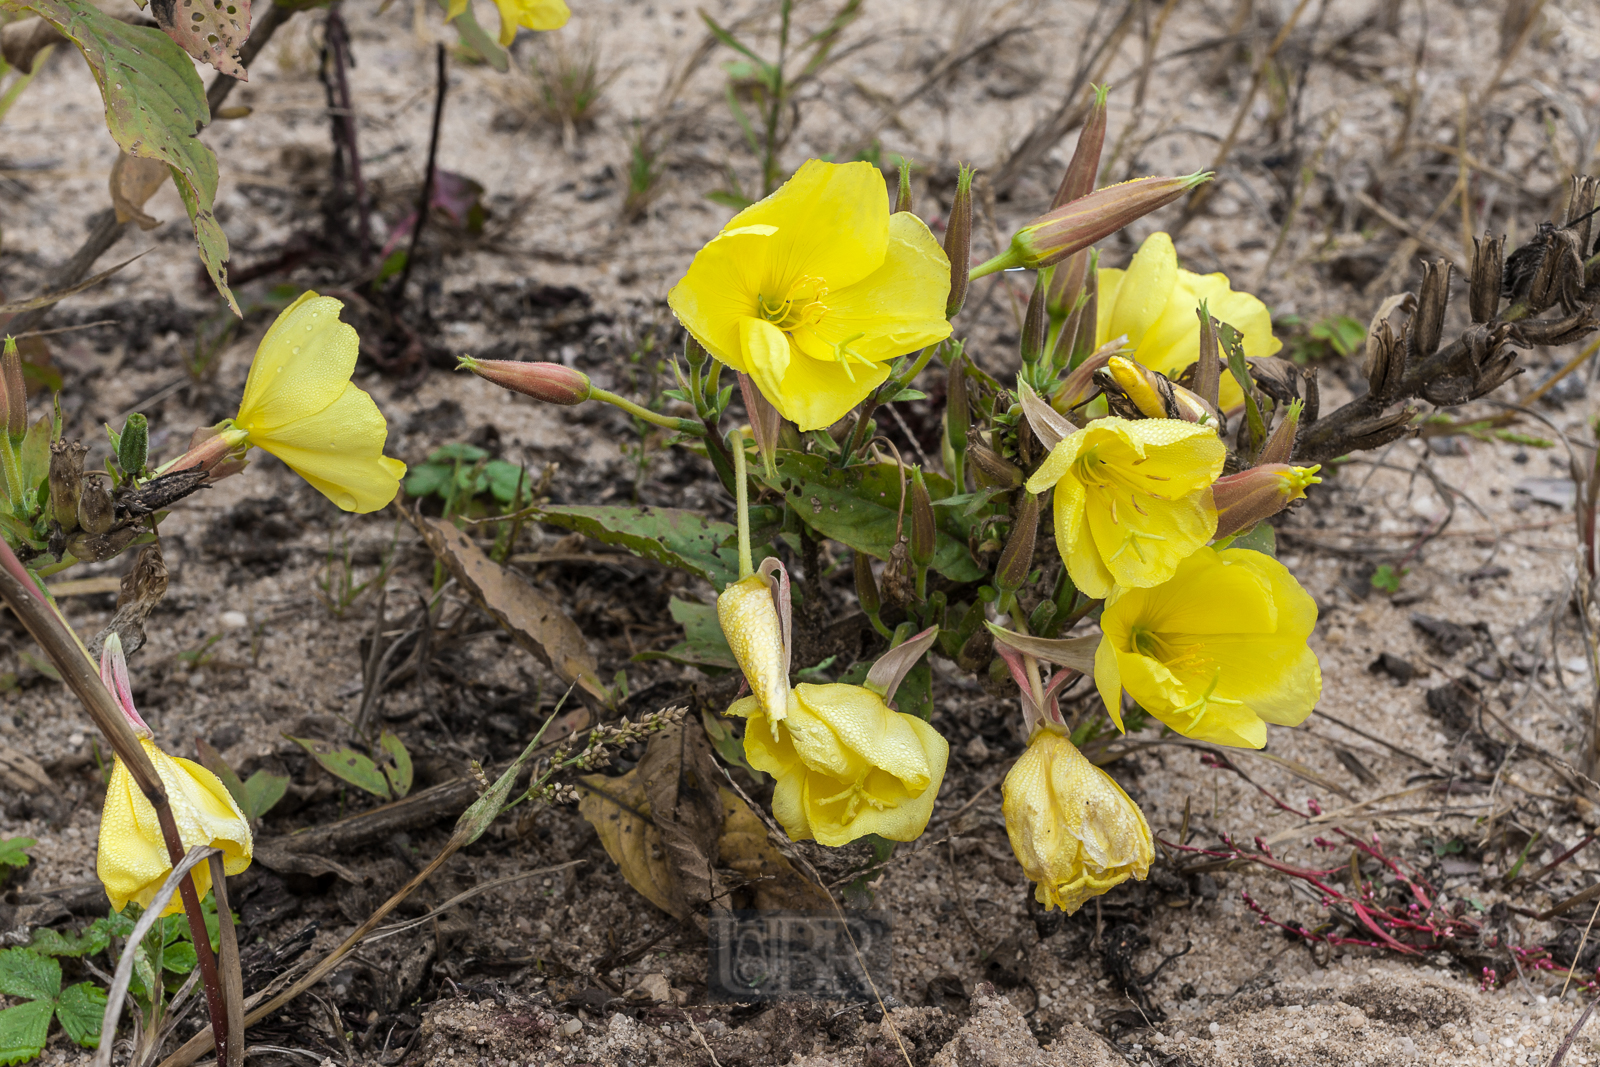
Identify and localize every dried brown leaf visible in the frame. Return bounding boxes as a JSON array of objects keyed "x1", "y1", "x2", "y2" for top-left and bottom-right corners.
[
  {"x1": 109, "y1": 152, "x2": 171, "y2": 230},
  {"x1": 717, "y1": 788, "x2": 833, "y2": 912},
  {"x1": 577, "y1": 767, "x2": 685, "y2": 919},
  {"x1": 414, "y1": 515, "x2": 606, "y2": 704},
  {"x1": 638, "y1": 722, "x2": 728, "y2": 922}
]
